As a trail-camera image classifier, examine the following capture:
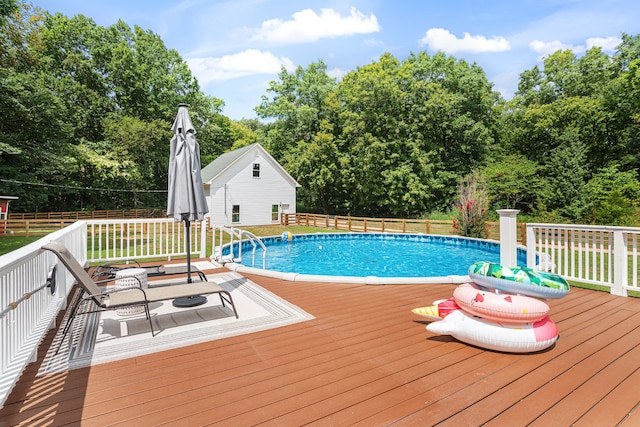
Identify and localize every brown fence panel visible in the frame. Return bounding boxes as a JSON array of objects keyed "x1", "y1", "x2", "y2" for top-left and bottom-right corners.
[
  {"x1": 1, "y1": 219, "x2": 77, "y2": 237},
  {"x1": 281, "y1": 213, "x2": 527, "y2": 243},
  {"x1": 8, "y1": 209, "x2": 164, "y2": 221},
  {"x1": 3, "y1": 209, "x2": 166, "y2": 236}
]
